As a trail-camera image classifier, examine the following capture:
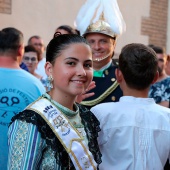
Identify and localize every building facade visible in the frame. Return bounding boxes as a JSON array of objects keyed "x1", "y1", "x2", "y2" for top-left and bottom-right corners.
[{"x1": 0, "y1": 0, "x2": 170, "y2": 55}]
